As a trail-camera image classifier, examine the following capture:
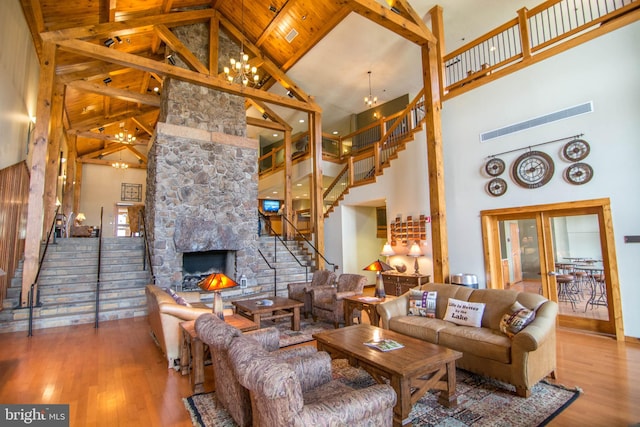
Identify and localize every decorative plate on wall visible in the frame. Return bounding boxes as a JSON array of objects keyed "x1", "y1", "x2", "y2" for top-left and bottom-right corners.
[
  {"x1": 565, "y1": 162, "x2": 593, "y2": 185},
  {"x1": 562, "y1": 139, "x2": 590, "y2": 162},
  {"x1": 485, "y1": 158, "x2": 506, "y2": 176},
  {"x1": 487, "y1": 178, "x2": 507, "y2": 196}
]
